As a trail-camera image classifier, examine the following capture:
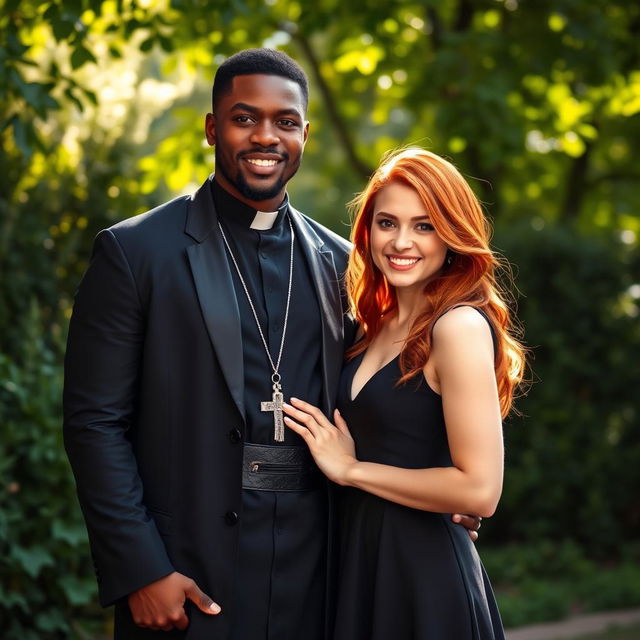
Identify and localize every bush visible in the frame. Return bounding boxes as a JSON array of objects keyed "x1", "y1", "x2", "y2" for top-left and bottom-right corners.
[
  {"x1": 496, "y1": 579, "x2": 572, "y2": 628},
  {"x1": 0, "y1": 304, "x2": 109, "y2": 639},
  {"x1": 485, "y1": 222, "x2": 640, "y2": 556},
  {"x1": 0, "y1": 107, "x2": 149, "y2": 637},
  {"x1": 482, "y1": 539, "x2": 596, "y2": 585},
  {"x1": 483, "y1": 542, "x2": 640, "y2": 628},
  {"x1": 577, "y1": 563, "x2": 640, "y2": 612}
]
